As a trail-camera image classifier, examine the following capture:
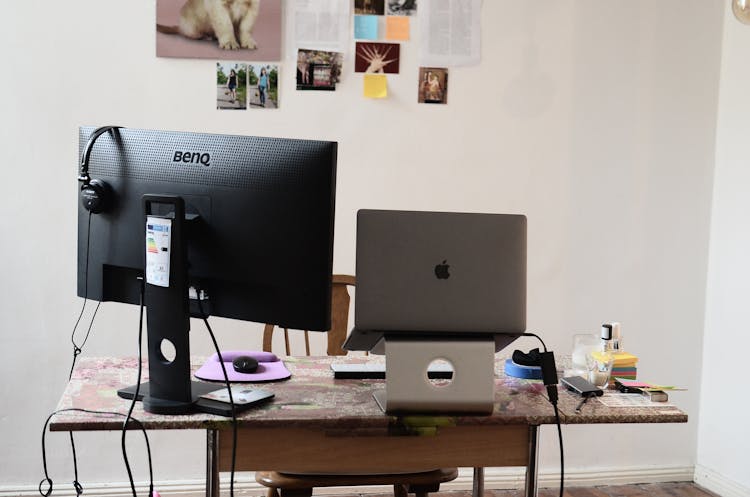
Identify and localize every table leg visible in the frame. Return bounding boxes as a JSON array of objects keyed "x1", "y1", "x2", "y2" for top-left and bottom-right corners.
[
  {"x1": 207, "y1": 429, "x2": 219, "y2": 497},
  {"x1": 524, "y1": 425, "x2": 539, "y2": 497},
  {"x1": 472, "y1": 467, "x2": 484, "y2": 497}
]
